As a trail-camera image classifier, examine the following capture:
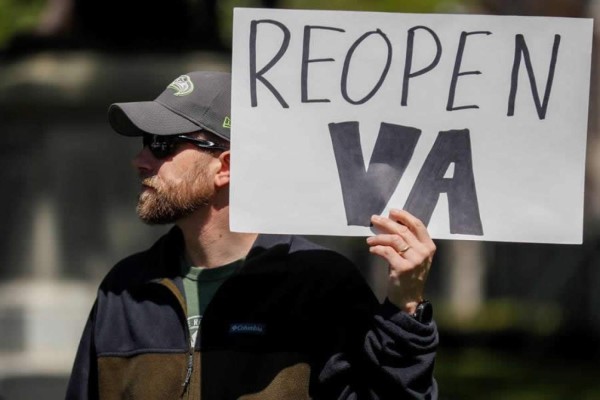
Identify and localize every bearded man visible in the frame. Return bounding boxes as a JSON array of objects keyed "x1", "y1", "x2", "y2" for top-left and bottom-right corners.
[{"x1": 66, "y1": 71, "x2": 439, "y2": 400}]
